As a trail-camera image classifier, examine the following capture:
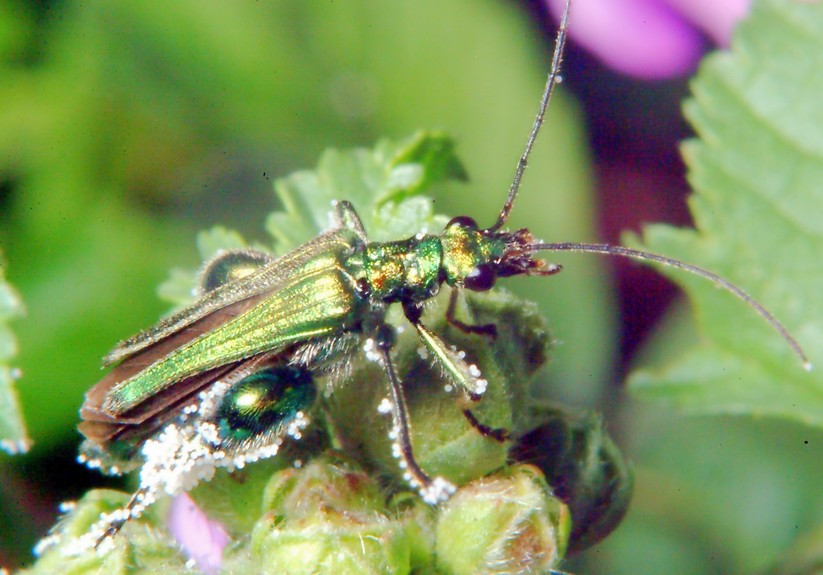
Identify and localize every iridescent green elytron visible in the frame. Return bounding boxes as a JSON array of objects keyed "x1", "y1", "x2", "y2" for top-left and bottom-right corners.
[{"x1": 68, "y1": 0, "x2": 808, "y2": 555}]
